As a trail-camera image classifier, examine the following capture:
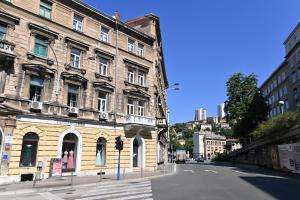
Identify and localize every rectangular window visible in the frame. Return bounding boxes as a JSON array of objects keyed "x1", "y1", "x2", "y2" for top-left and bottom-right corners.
[
  {"x1": 283, "y1": 86, "x2": 288, "y2": 95},
  {"x1": 99, "y1": 58, "x2": 108, "y2": 76},
  {"x1": 285, "y1": 100, "x2": 289, "y2": 110},
  {"x1": 297, "y1": 68, "x2": 300, "y2": 81},
  {"x1": 292, "y1": 72, "x2": 297, "y2": 83},
  {"x1": 138, "y1": 43, "x2": 144, "y2": 57},
  {"x1": 0, "y1": 24, "x2": 6, "y2": 40},
  {"x1": 68, "y1": 85, "x2": 79, "y2": 107},
  {"x1": 138, "y1": 72, "x2": 145, "y2": 86},
  {"x1": 39, "y1": 0, "x2": 52, "y2": 19},
  {"x1": 73, "y1": 14, "x2": 84, "y2": 32},
  {"x1": 128, "y1": 39, "x2": 135, "y2": 53},
  {"x1": 293, "y1": 88, "x2": 298, "y2": 100},
  {"x1": 70, "y1": 48, "x2": 81, "y2": 68},
  {"x1": 138, "y1": 101, "x2": 145, "y2": 116},
  {"x1": 127, "y1": 99, "x2": 134, "y2": 115},
  {"x1": 282, "y1": 72, "x2": 286, "y2": 81},
  {"x1": 29, "y1": 77, "x2": 44, "y2": 101},
  {"x1": 128, "y1": 70, "x2": 134, "y2": 83},
  {"x1": 100, "y1": 26, "x2": 109, "y2": 43},
  {"x1": 34, "y1": 37, "x2": 48, "y2": 58},
  {"x1": 98, "y1": 92, "x2": 107, "y2": 112}
]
